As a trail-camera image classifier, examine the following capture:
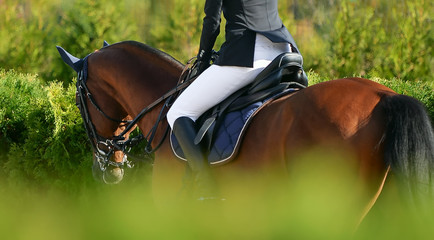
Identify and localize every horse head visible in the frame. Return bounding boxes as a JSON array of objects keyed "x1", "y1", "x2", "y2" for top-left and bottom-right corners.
[{"x1": 56, "y1": 42, "x2": 138, "y2": 184}]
